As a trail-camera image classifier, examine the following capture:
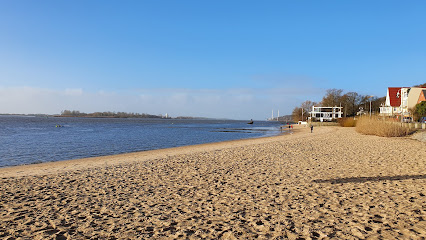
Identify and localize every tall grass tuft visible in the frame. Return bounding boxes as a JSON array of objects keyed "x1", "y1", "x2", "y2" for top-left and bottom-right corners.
[
  {"x1": 338, "y1": 118, "x2": 357, "y2": 127},
  {"x1": 355, "y1": 116, "x2": 412, "y2": 137}
]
